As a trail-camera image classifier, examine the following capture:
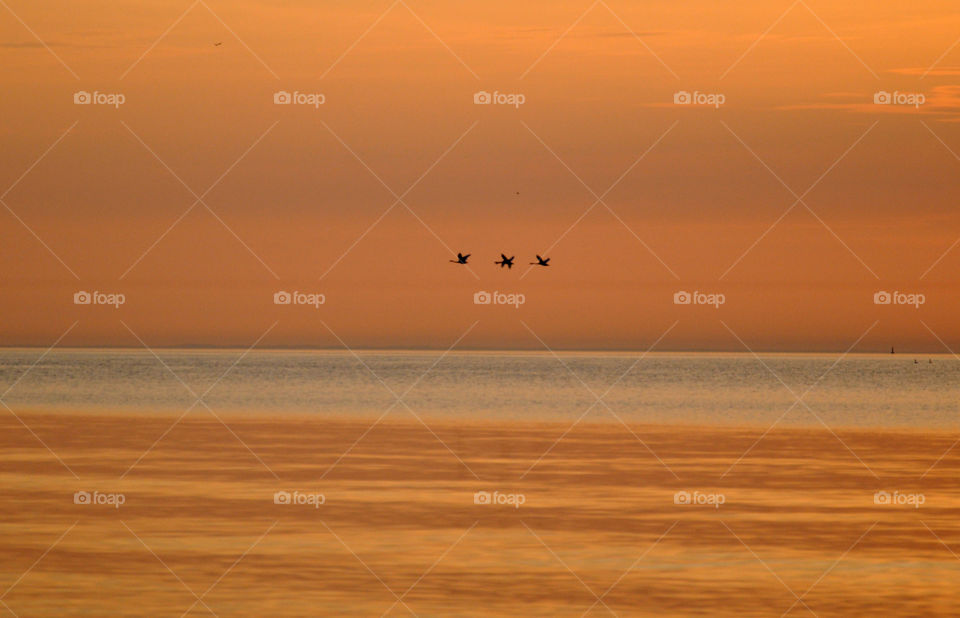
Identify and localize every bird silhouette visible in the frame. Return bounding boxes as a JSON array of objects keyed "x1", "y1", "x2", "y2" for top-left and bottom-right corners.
[
  {"x1": 214, "y1": 42, "x2": 222, "y2": 46},
  {"x1": 449, "y1": 252, "x2": 470, "y2": 264},
  {"x1": 529, "y1": 255, "x2": 550, "y2": 266},
  {"x1": 495, "y1": 254, "x2": 515, "y2": 269}
]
